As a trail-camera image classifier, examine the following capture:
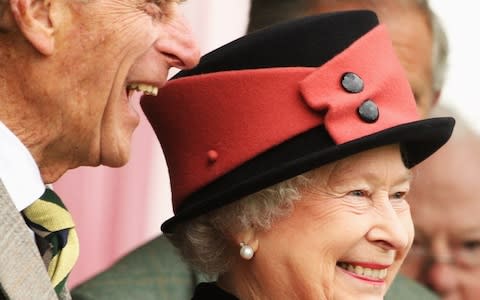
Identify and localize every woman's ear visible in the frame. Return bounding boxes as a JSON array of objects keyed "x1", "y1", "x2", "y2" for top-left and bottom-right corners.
[{"x1": 9, "y1": 0, "x2": 54, "y2": 55}]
